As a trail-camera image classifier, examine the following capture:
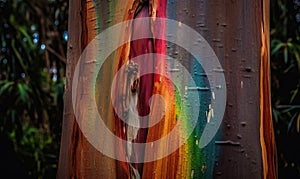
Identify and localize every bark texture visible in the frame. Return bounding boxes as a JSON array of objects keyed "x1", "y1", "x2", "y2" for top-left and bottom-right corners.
[{"x1": 57, "y1": 0, "x2": 276, "y2": 178}]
